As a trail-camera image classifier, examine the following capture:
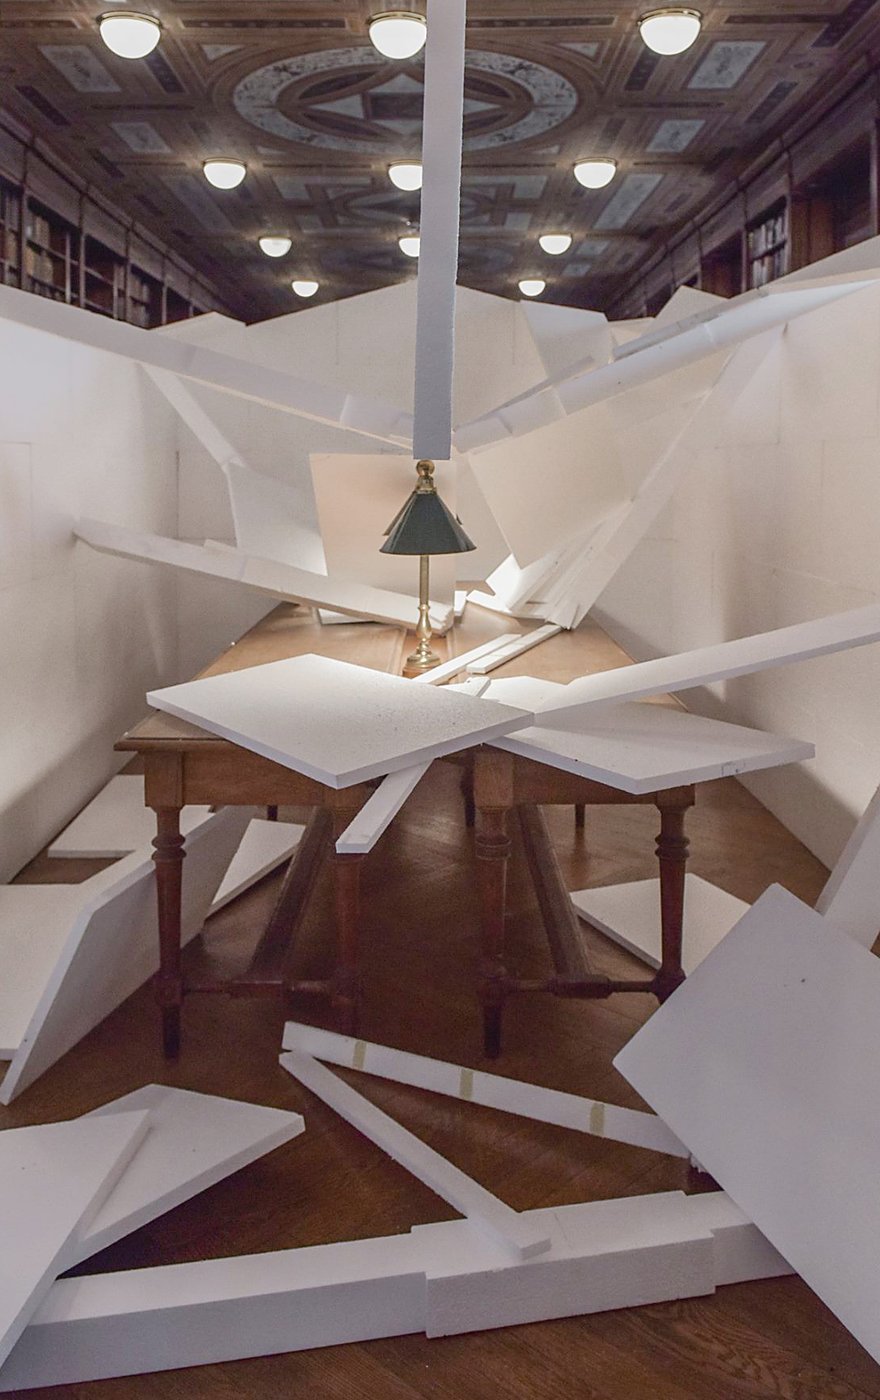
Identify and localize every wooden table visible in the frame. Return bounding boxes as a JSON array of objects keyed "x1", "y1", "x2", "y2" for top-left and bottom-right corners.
[{"x1": 118, "y1": 604, "x2": 694, "y2": 1058}]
